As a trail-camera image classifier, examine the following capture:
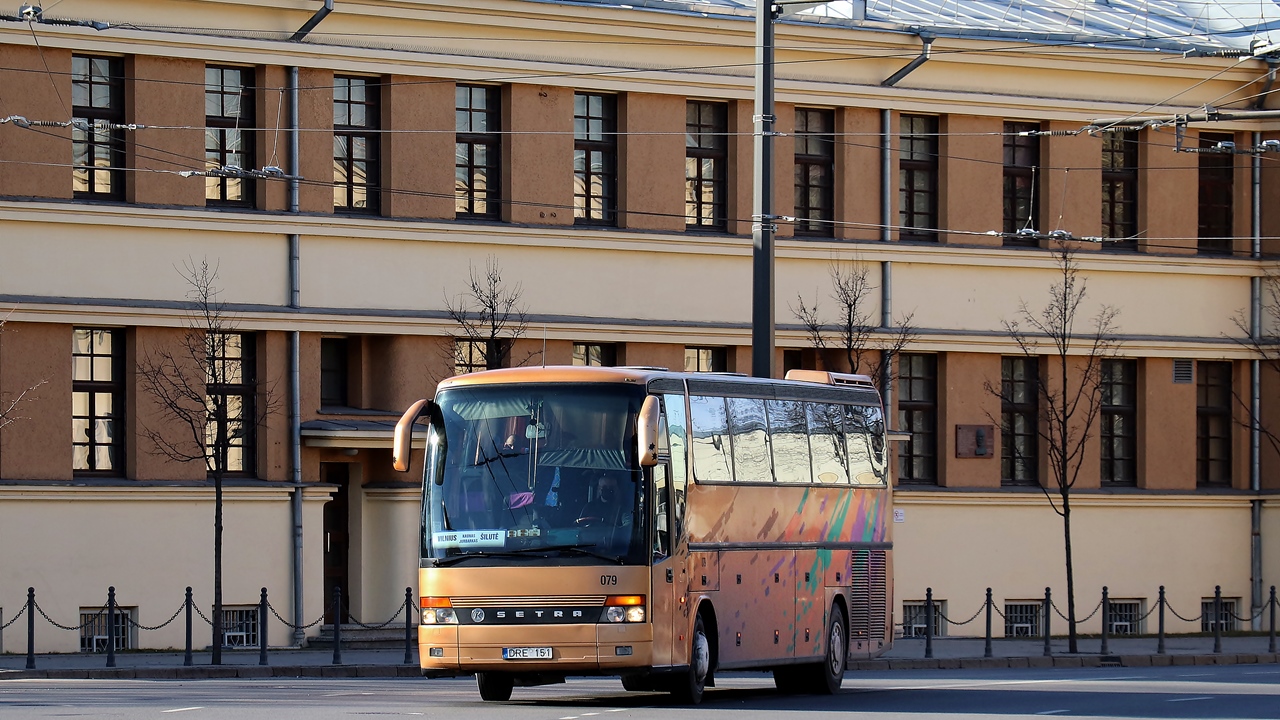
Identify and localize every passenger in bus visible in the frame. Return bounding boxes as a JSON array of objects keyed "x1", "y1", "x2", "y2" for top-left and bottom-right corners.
[{"x1": 576, "y1": 471, "x2": 634, "y2": 530}]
